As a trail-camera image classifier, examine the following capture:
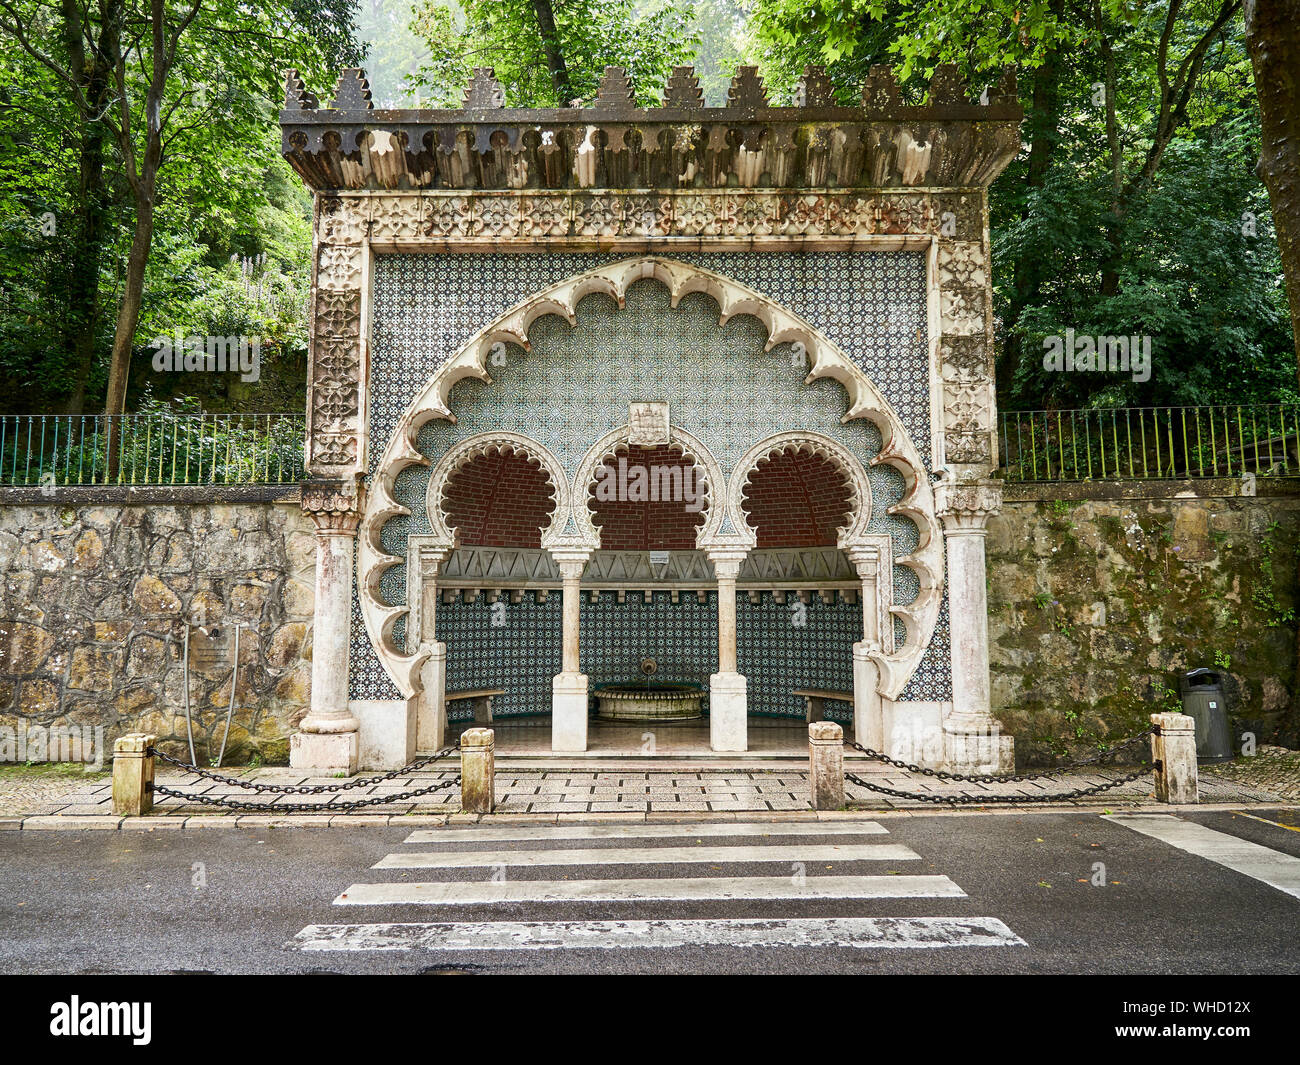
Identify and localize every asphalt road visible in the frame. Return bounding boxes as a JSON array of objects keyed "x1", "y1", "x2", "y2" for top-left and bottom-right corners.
[{"x1": 1, "y1": 808, "x2": 1298, "y2": 975}]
